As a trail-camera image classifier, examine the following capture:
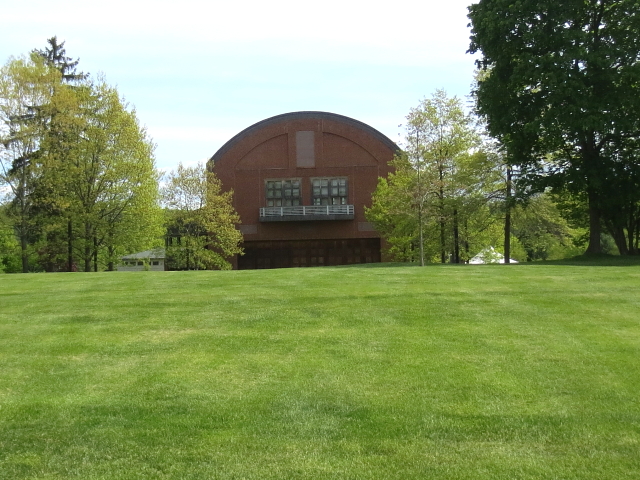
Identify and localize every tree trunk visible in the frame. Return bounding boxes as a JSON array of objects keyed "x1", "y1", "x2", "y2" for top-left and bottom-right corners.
[
  {"x1": 416, "y1": 155, "x2": 425, "y2": 267},
  {"x1": 186, "y1": 238, "x2": 191, "y2": 270},
  {"x1": 463, "y1": 218, "x2": 469, "y2": 261},
  {"x1": 440, "y1": 216, "x2": 446, "y2": 263},
  {"x1": 21, "y1": 232, "x2": 28, "y2": 273},
  {"x1": 628, "y1": 211, "x2": 636, "y2": 255},
  {"x1": 606, "y1": 224, "x2": 629, "y2": 255},
  {"x1": 67, "y1": 220, "x2": 73, "y2": 272},
  {"x1": 504, "y1": 166, "x2": 512, "y2": 264},
  {"x1": 418, "y1": 201, "x2": 424, "y2": 267},
  {"x1": 585, "y1": 189, "x2": 602, "y2": 254},
  {"x1": 453, "y1": 208, "x2": 460, "y2": 263},
  {"x1": 108, "y1": 239, "x2": 115, "y2": 271},
  {"x1": 84, "y1": 223, "x2": 92, "y2": 272},
  {"x1": 439, "y1": 166, "x2": 446, "y2": 264},
  {"x1": 93, "y1": 236, "x2": 98, "y2": 272}
]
